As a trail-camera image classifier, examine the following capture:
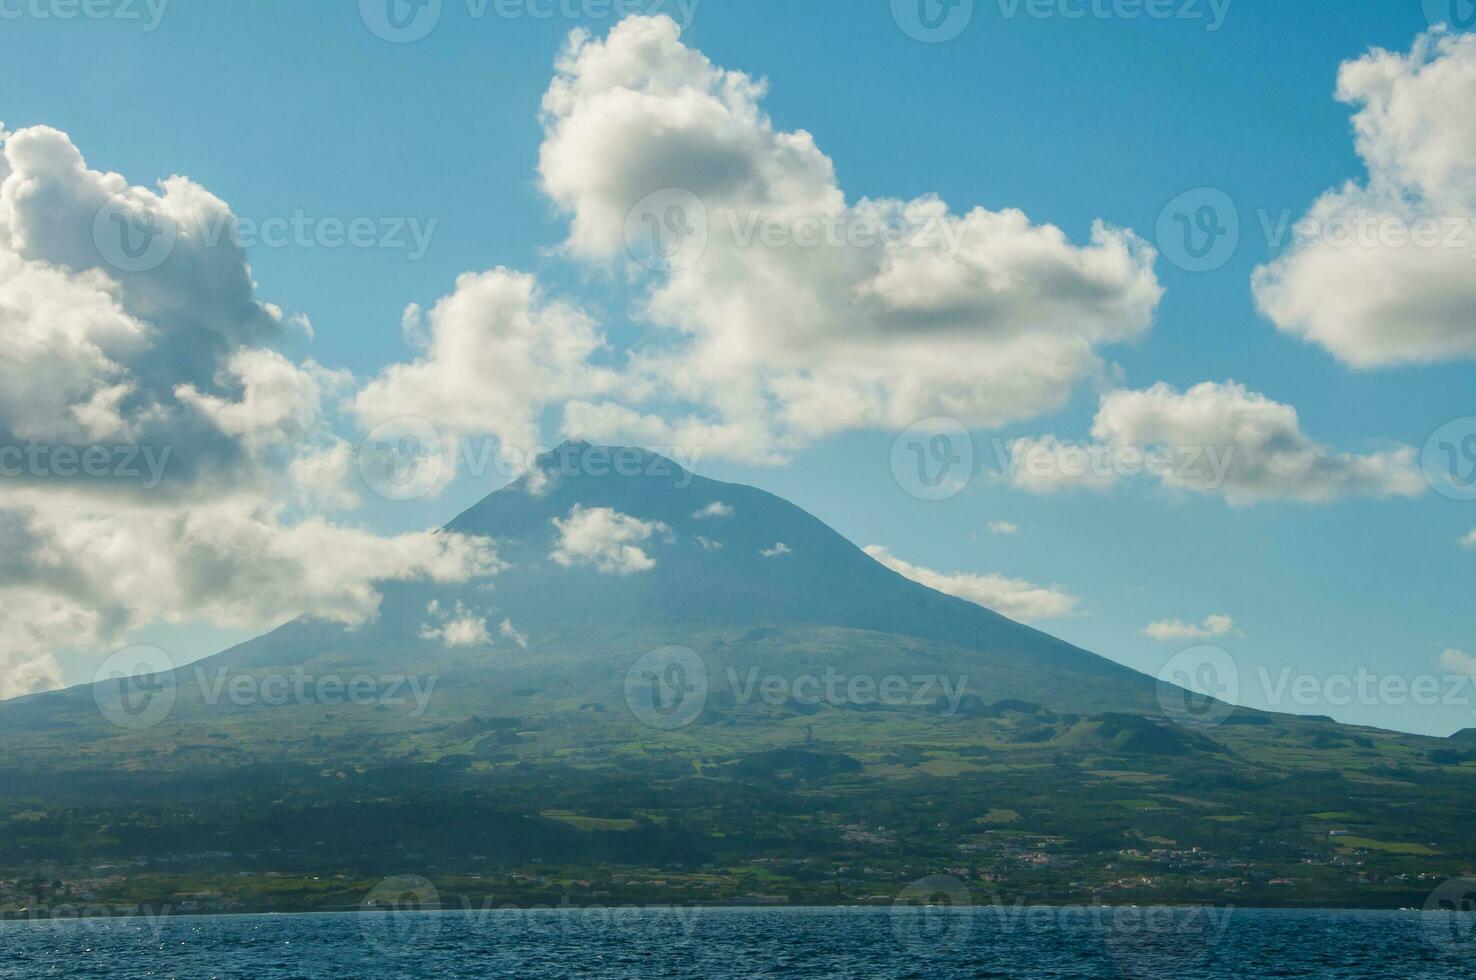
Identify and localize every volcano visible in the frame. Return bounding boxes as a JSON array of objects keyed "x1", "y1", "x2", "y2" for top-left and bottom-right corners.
[{"x1": 1, "y1": 442, "x2": 1469, "y2": 912}]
